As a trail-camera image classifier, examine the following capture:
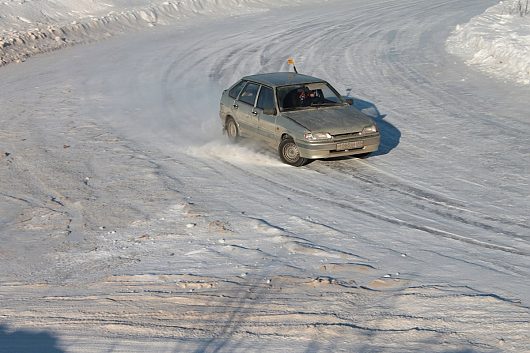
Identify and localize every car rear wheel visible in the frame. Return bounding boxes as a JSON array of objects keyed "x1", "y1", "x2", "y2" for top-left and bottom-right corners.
[
  {"x1": 279, "y1": 138, "x2": 307, "y2": 167},
  {"x1": 225, "y1": 118, "x2": 239, "y2": 143}
]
